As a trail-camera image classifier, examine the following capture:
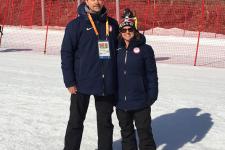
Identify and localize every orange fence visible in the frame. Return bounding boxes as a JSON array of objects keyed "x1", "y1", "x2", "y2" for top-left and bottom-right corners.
[{"x1": 0, "y1": 0, "x2": 225, "y2": 68}]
